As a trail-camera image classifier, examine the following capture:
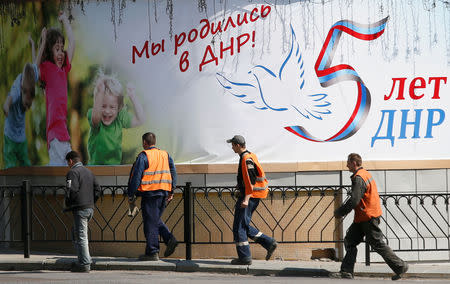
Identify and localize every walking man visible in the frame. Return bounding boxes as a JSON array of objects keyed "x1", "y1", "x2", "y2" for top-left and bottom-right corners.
[
  {"x1": 332, "y1": 153, "x2": 408, "y2": 280},
  {"x1": 227, "y1": 135, "x2": 277, "y2": 265},
  {"x1": 127, "y1": 132, "x2": 178, "y2": 260},
  {"x1": 65, "y1": 151, "x2": 100, "y2": 273}
]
